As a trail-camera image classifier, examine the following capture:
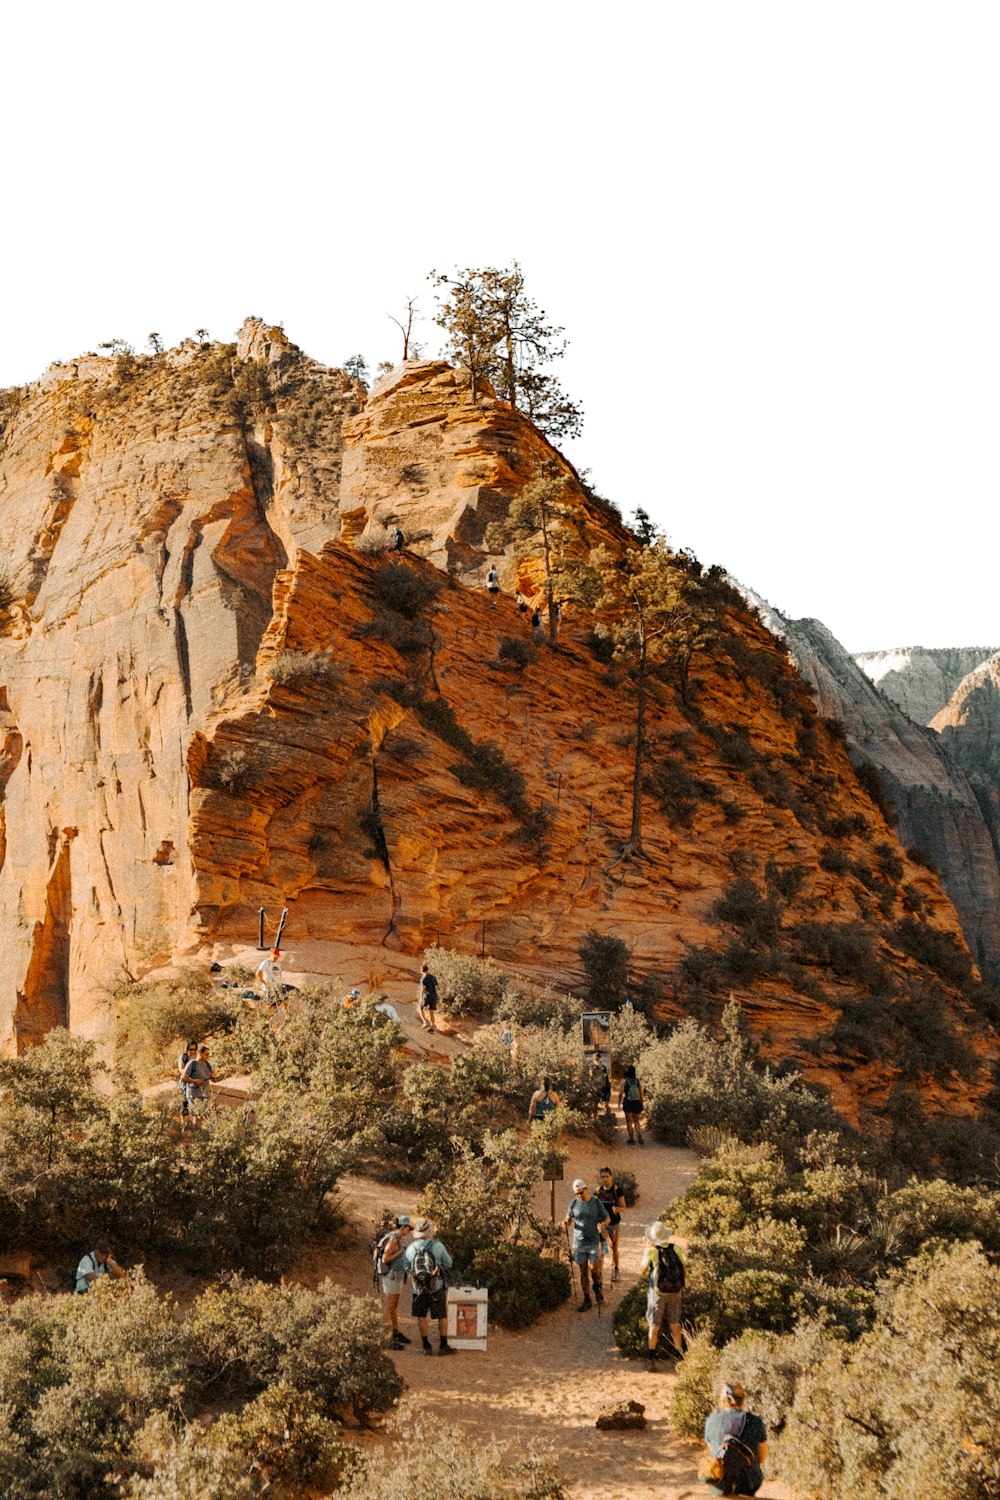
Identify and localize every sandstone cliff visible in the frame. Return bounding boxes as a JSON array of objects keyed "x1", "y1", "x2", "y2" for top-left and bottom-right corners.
[{"x1": 0, "y1": 325, "x2": 995, "y2": 1124}]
